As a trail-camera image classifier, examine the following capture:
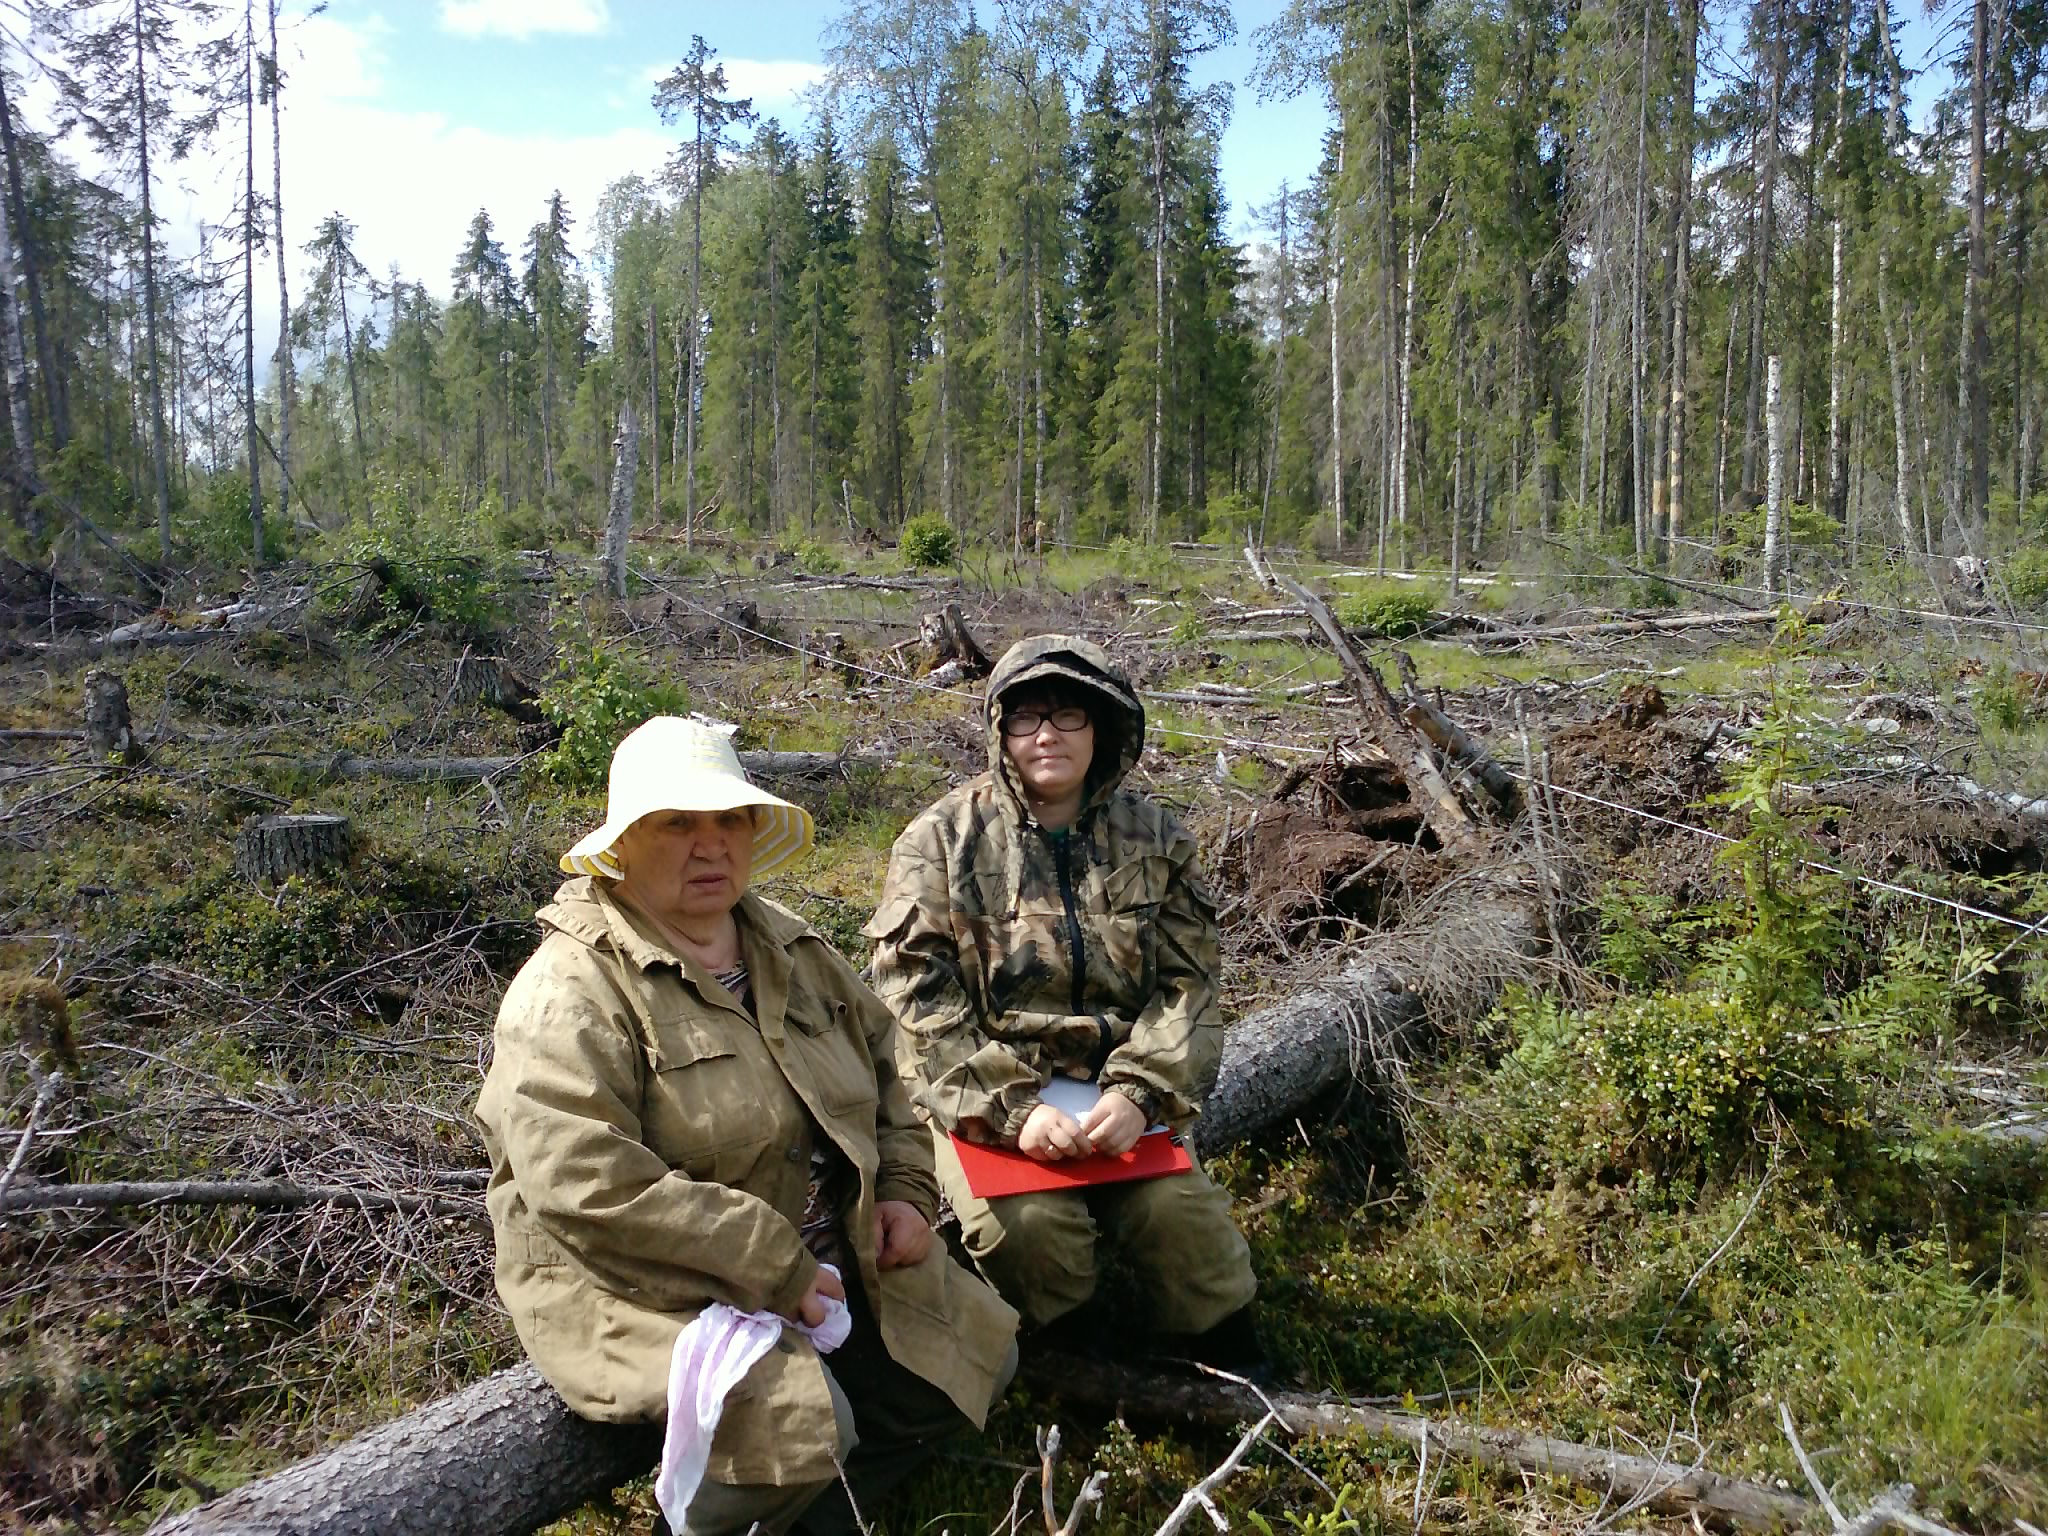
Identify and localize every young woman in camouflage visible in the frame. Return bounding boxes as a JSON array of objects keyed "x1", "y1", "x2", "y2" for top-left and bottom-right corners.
[{"x1": 865, "y1": 635, "x2": 1261, "y2": 1364}]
